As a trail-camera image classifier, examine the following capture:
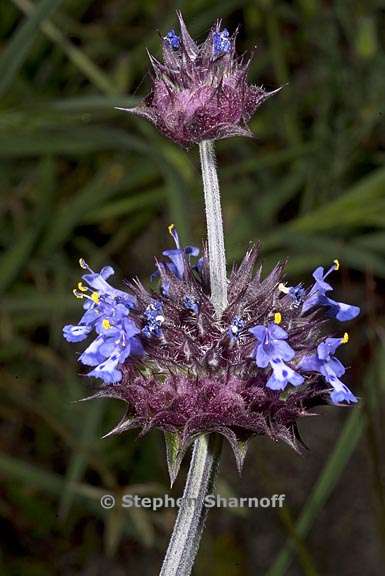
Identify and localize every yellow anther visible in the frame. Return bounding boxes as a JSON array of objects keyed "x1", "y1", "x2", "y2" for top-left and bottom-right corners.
[
  {"x1": 77, "y1": 282, "x2": 88, "y2": 292},
  {"x1": 334, "y1": 259, "x2": 340, "y2": 271},
  {"x1": 73, "y1": 289, "x2": 83, "y2": 299},
  {"x1": 102, "y1": 319, "x2": 111, "y2": 330},
  {"x1": 79, "y1": 258, "x2": 87, "y2": 269},
  {"x1": 274, "y1": 312, "x2": 282, "y2": 325},
  {"x1": 91, "y1": 292, "x2": 100, "y2": 304},
  {"x1": 341, "y1": 332, "x2": 349, "y2": 344},
  {"x1": 168, "y1": 223, "x2": 175, "y2": 236}
]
